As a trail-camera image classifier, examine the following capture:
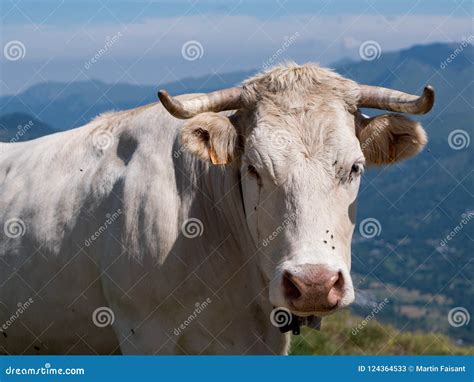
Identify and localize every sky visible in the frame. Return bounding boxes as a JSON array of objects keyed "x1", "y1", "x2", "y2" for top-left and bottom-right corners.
[{"x1": 0, "y1": 0, "x2": 472, "y2": 95}]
